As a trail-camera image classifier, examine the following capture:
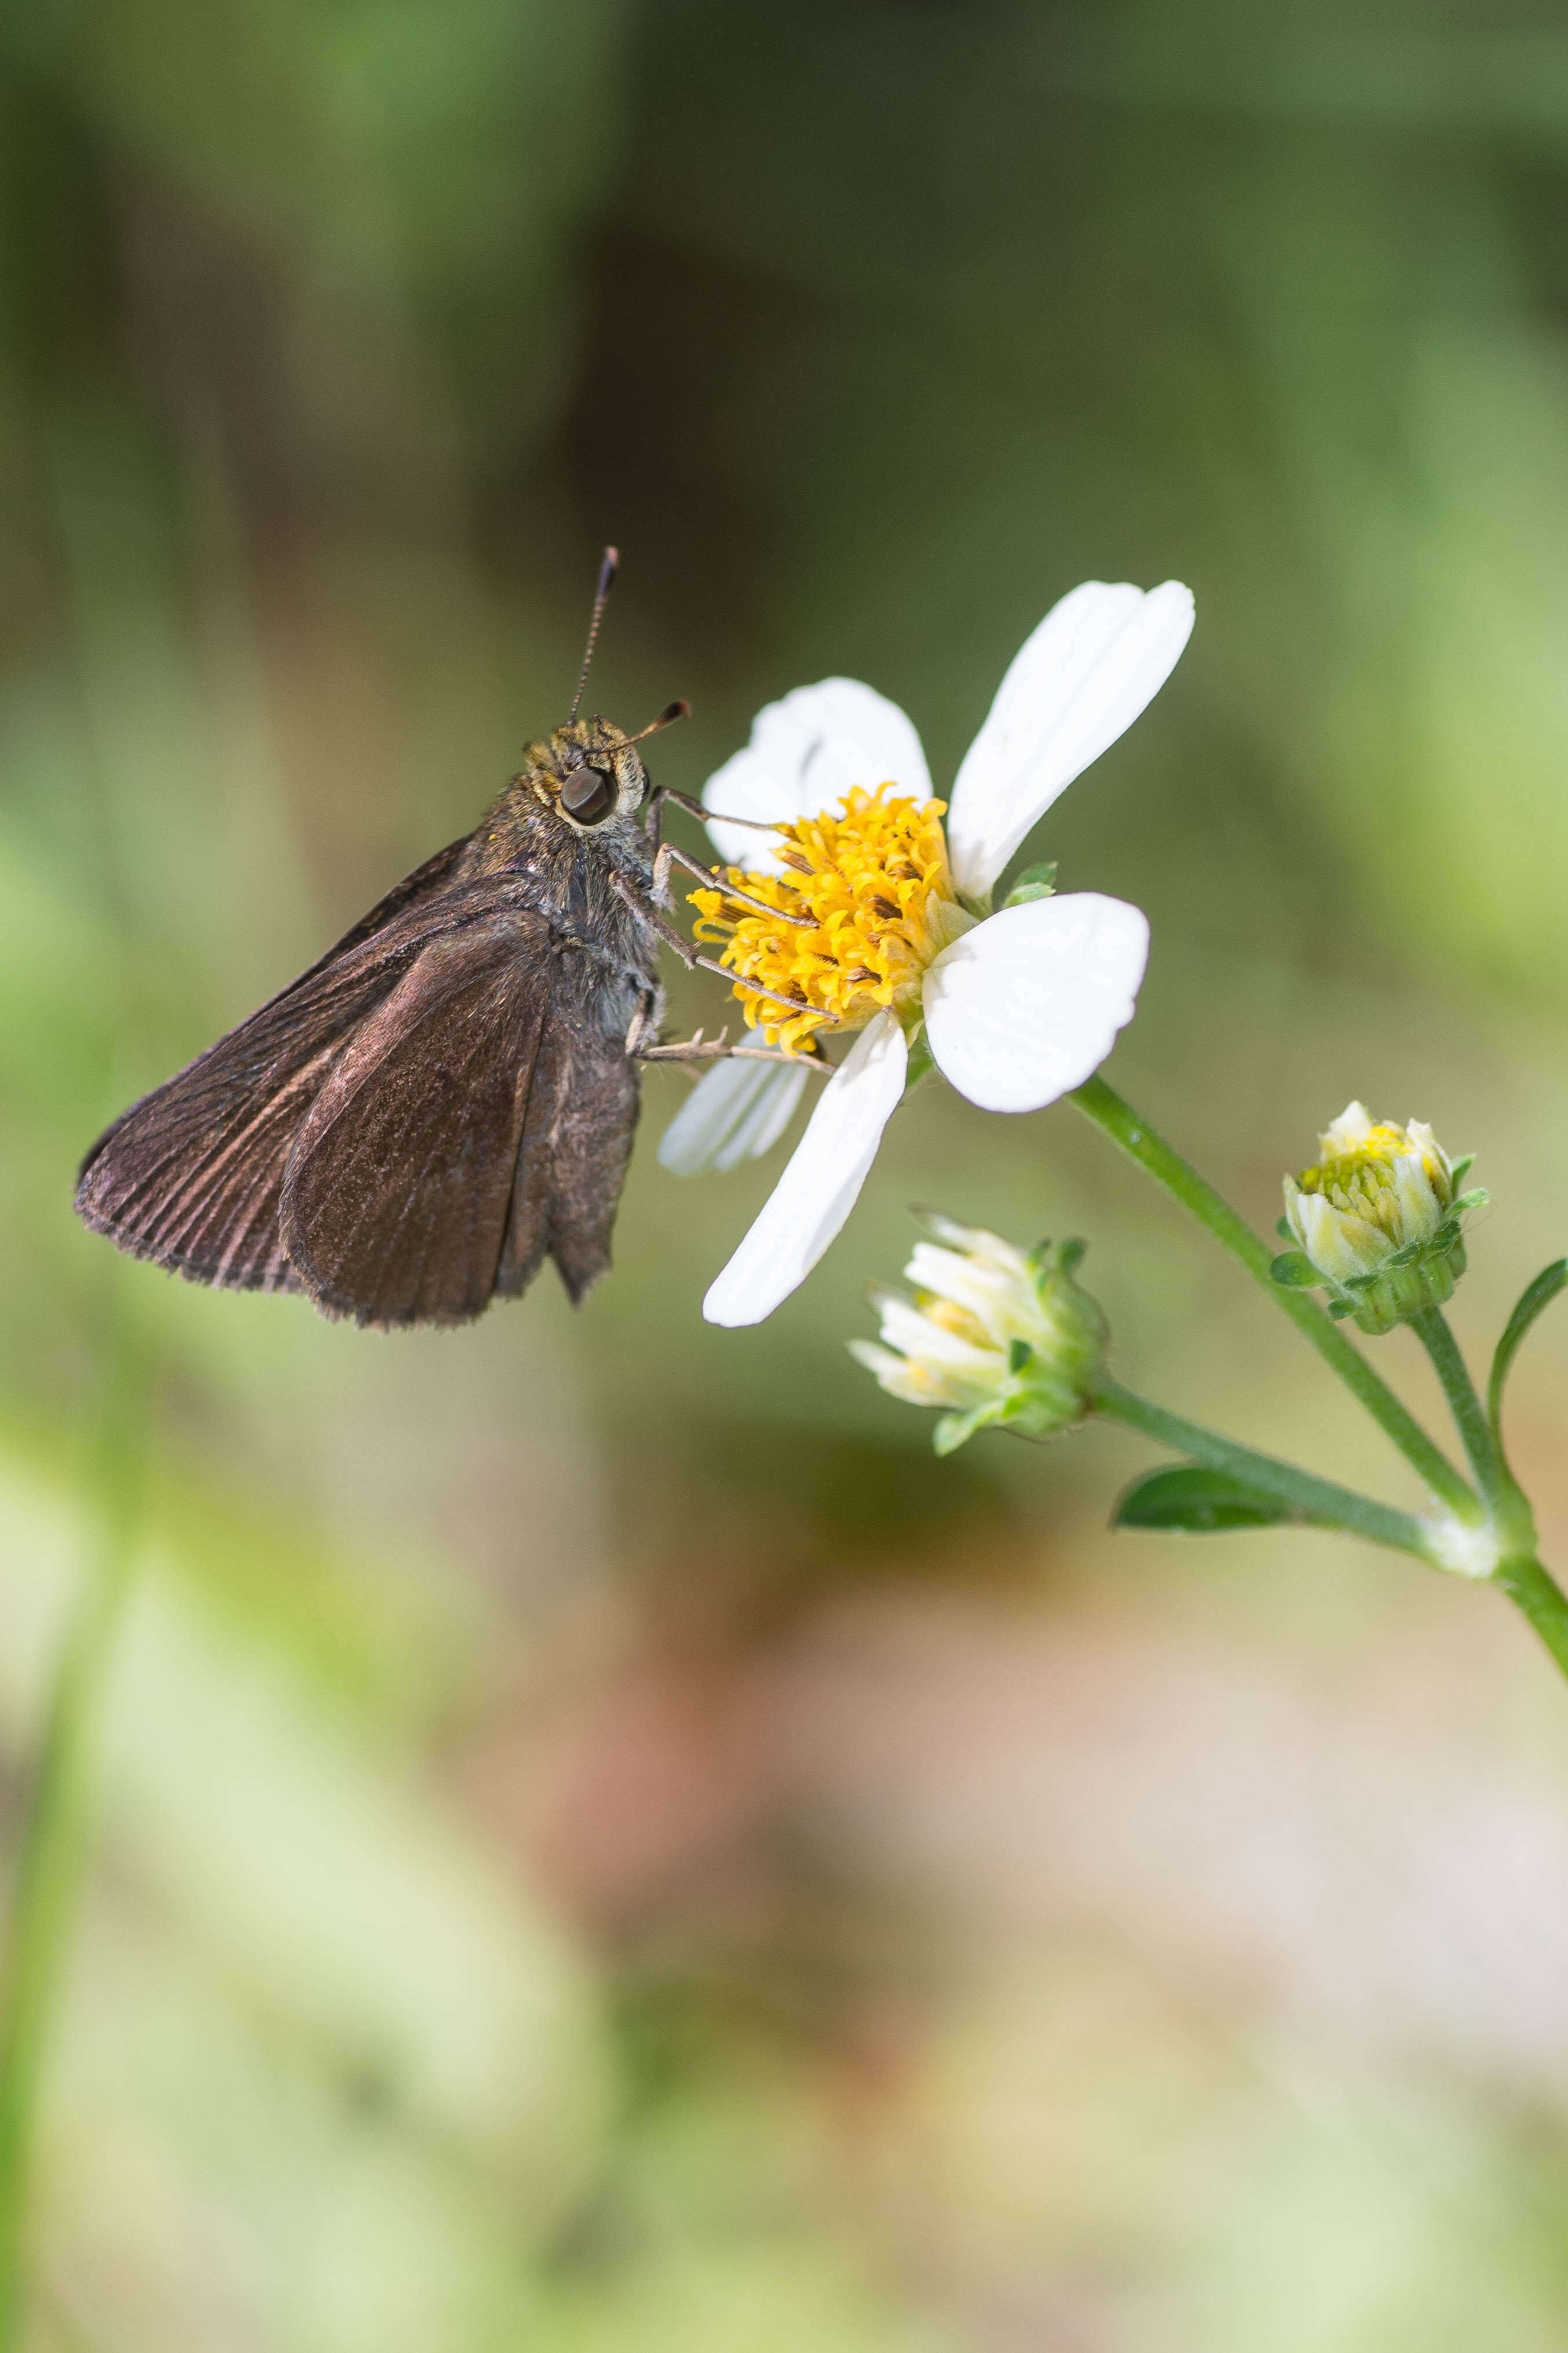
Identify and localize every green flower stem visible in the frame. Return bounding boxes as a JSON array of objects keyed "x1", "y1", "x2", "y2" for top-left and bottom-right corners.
[
  {"x1": 1409, "y1": 1307, "x2": 1521, "y2": 1527},
  {"x1": 1492, "y1": 1556, "x2": 1568, "y2": 1688},
  {"x1": 1090, "y1": 1372, "x2": 1437, "y2": 1560},
  {"x1": 0, "y1": 1295, "x2": 146, "y2": 2349},
  {"x1": 1070, "y1": 1075, "x2": 1480, "y2": 1522}
]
